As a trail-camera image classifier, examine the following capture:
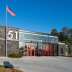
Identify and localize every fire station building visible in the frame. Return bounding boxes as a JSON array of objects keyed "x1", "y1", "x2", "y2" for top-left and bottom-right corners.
[
  {"x1": 1, "y1": 26, "x2": 69, "y2": 56},
  {"x1": 0, "y1": 26, "x2": 72, "y2": 57}
]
